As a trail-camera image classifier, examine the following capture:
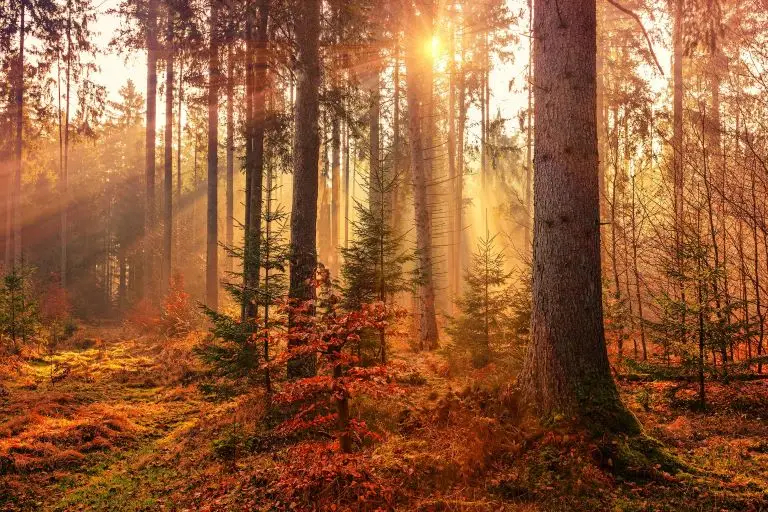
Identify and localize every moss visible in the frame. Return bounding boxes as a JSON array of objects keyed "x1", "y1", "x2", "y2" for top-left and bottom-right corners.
[{"x1": 607, "y1": 433, "x2": 686, "y2": 478}]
